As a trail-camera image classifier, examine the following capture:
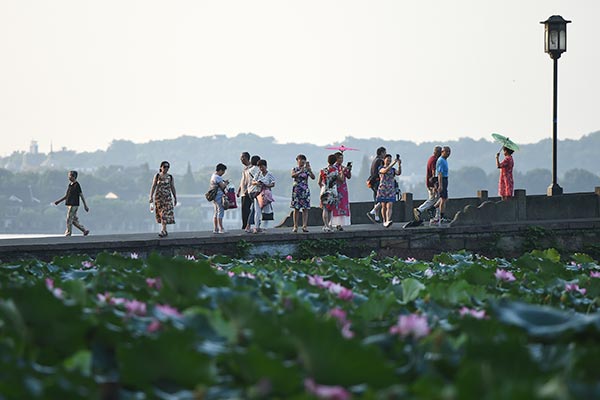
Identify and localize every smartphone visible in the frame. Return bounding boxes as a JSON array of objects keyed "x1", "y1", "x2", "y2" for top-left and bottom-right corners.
[
  {"x1": 346, "y1": 161, "x2": 352, "y2": 167},
  {"x1": 395, "y1": 154, "x2": 400, "y2": 159}
]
